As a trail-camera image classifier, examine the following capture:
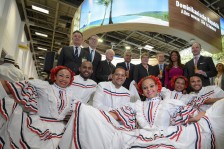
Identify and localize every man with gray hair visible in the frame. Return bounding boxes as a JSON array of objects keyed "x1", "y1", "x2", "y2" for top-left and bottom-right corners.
[
  {"x1": 96, "y1": 49, "x2": 115, "y2": 82},
  {"x1": 0, "y1": 54, "x2": 24, "y2": 82}
]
